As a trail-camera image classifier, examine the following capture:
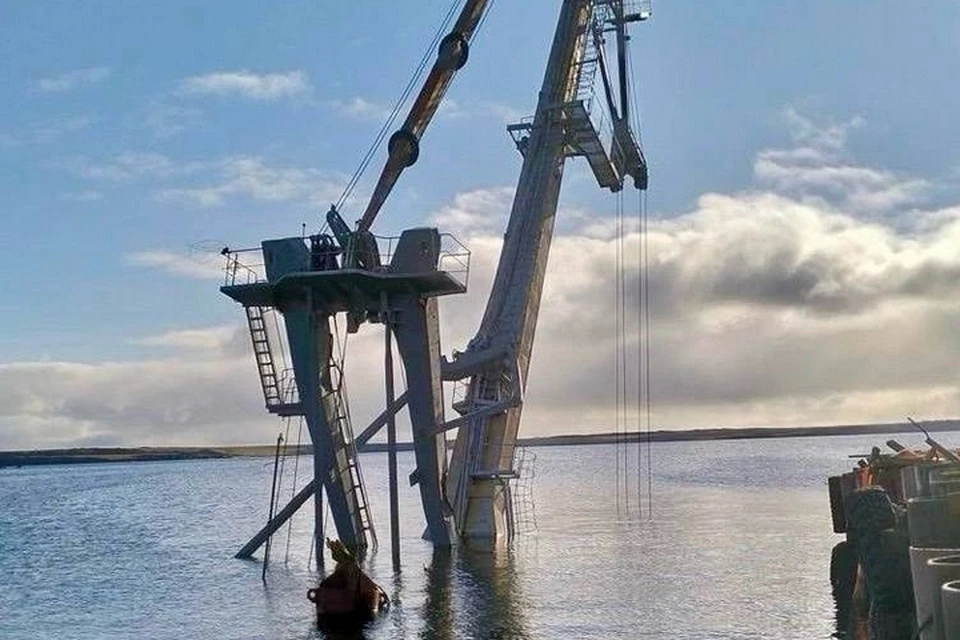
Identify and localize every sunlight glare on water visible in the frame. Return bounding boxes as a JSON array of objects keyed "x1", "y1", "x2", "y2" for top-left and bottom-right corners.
[{"x1": 0, "y1": 433, "x2": 926, "y2": 639}]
